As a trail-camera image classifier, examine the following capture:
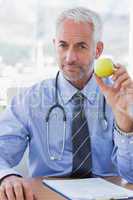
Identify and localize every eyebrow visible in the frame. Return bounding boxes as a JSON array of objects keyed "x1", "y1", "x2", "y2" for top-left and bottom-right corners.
[
  {"x1": 76, "y1": 42, "x2": 89, "y2": 47},
  {"x1": 58, "y1": 40, "x2": 89, "y2": 47},
  {"x1": 58, "y1": 40, "x2": 67, "y2": 44}
]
